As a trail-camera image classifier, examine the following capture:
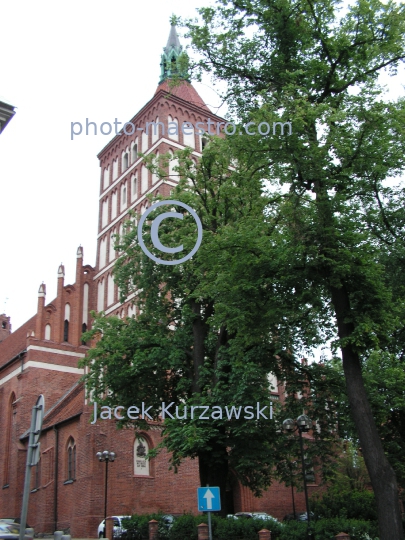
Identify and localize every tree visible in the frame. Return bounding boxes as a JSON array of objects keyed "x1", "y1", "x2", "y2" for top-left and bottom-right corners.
[
  {"x1": 80, "y1": 140, "x2": 342, "y2": 514},
  {"x1": 182, "y1": 0, "x2": 405, "y2": 537}
]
